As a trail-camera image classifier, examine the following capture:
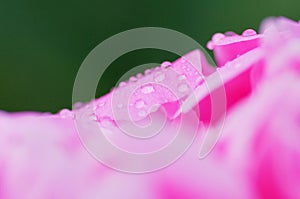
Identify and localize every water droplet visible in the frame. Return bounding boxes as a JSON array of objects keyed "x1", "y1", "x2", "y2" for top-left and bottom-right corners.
[
  {"x1": 242, "y1": 29, "x2": 257, "y2": 37},
  {"x1": 119, "y1": 82, "x2": 127, "y2": 87},
  {"x1": 212, "y1": 33, "x2": 225, "y2": 42},
  {"x1": 98, "y1": 102, "x2": 105, "y2": 107},
  {"x1": 154, "y1": 72, "x2": 165, "y2": 82},
  {"x1": 145, "y1": 69, "x2": 152, "y2": 75},
  {"x1": 138, "y1": 110, "x2": 147, "y2": 117},
  {"x1": 129, "y1": 77, "x2": 137, "y2": 82},
  {"x1": 224, "y1": 31, "x2": 236, "y2": 36},
  {"x1": 89, "y1": 114, "x2": 98, "y2": 121},
  {"x1": 161, "y1": 61, "x2": 171, "y2": 69},
  {"x1": 178, "y1": 84, "x2": 189, "y2": 92},
  {"x1": 207, "y1": 41, "x2": 214, "y2": 50},
  {"x1": 141, "y1": 85, "x2": 155, "y2": 94},
  {"x1": 135, "y1": 100, "x2": 146, "y2": 109},
  {"x1": 73, "y1": 102, "x2": 85, "y2": 110},
  {"x1": 149, "y1": 104, "x2": 160, "y2": 113},
  {"x1": 59, "y1": 109, "x2": 74, "y2": 119},
  {"x1": 178, "y1": 75, "x2": 187, "y2": 81},
  {"x1": 99, "y1": 117, "x2": 115, "y2": 127},
  {"x1": 136, "y1": 73, "x2": 143, "y2": 78}
]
